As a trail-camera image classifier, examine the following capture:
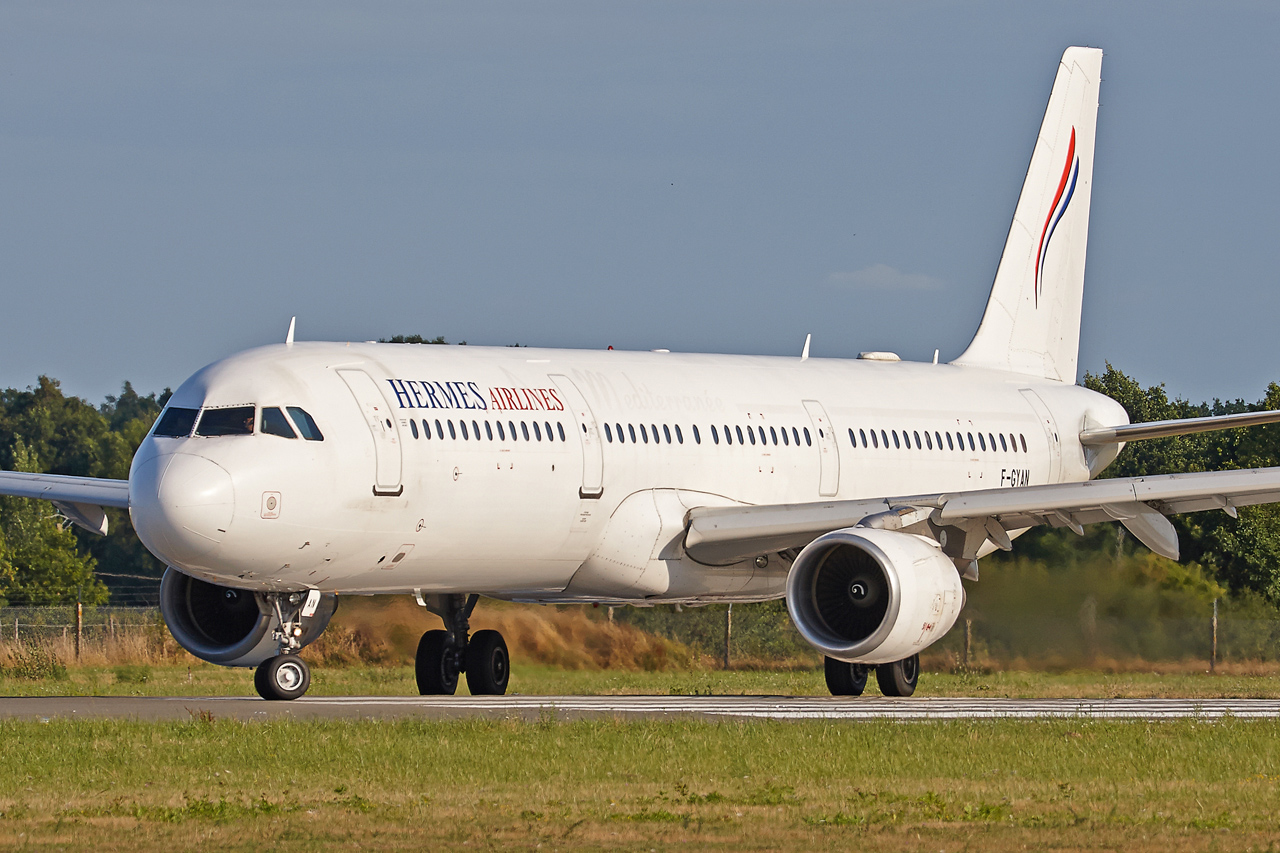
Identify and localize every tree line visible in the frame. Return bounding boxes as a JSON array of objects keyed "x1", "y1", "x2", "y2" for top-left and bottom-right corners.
[{"x1": 0, "y1": 364, "x2": 1277, "y2": 606}]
